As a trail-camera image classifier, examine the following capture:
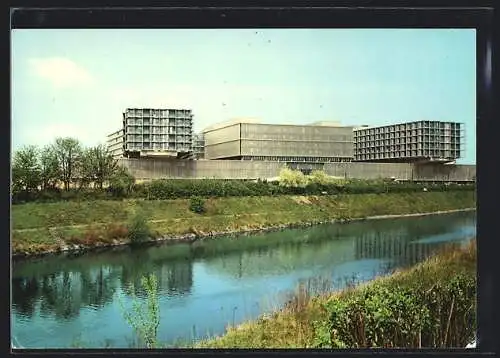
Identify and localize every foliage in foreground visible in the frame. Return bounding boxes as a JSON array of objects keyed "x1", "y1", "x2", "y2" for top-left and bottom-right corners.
[
  {"x1": 314, "y1": 273, "x2": 475, "y2": 348},
  {"x1": 120, "y1": 274, "x2": 160, "y2": 348},
  {"x1": 197, "y1": 240, "x2": 476, "y2": 349}
]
